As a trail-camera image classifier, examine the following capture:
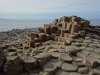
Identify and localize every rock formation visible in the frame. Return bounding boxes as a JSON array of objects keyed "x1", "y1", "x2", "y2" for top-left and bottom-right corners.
[
  {"x1": 0, "y1": 16, "x2": 100, "y2": 75},
  {"x1": 0, "y1": 49, "x2": 6, "y2": 72}
]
